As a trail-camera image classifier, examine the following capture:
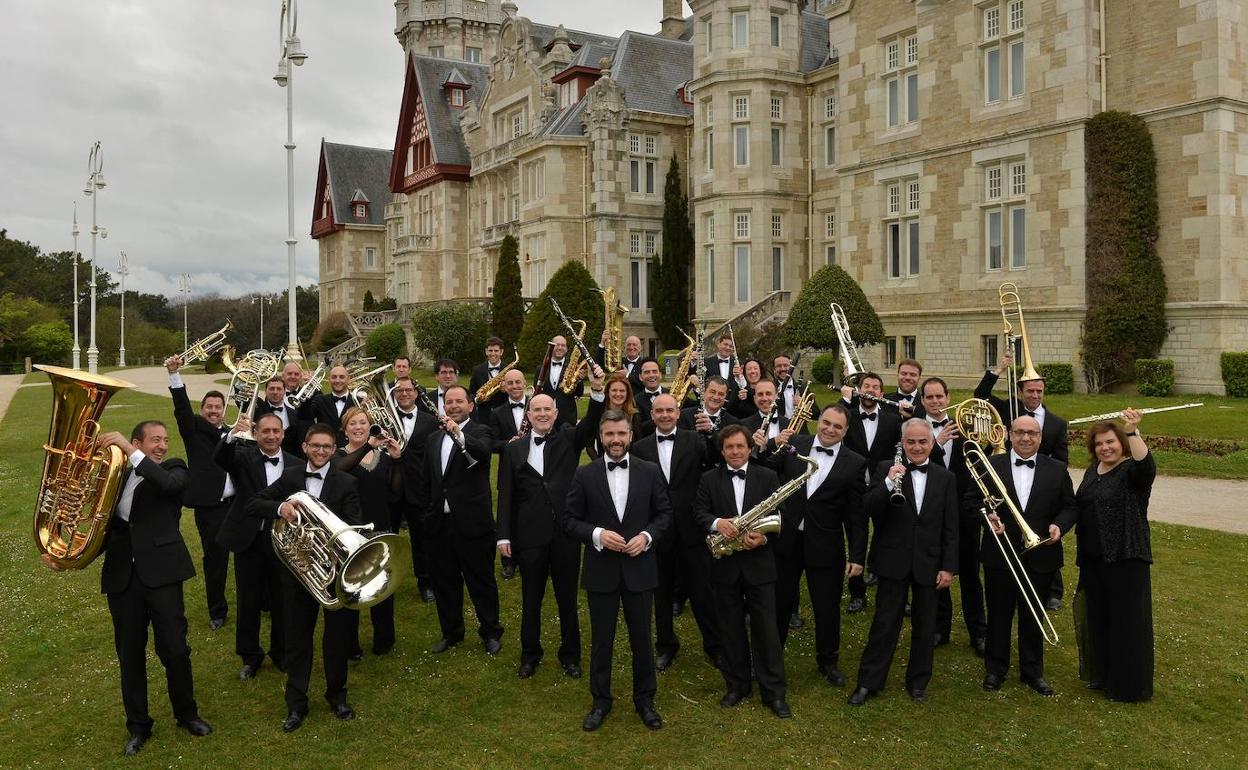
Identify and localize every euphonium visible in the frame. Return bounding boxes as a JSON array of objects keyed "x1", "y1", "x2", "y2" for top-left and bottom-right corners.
[
  {"x1": 560, "y1": 318, "x2": 589, "y2": 394},
  {"x1": 221, "y1": 345, "x2": 281, "y2": 441},
  {"x1": 33, "y1": 365, "x2": 134, "y2": 570},
  {"x1": 596, "y1": 287, "x2": 629, "y2": 373},
  {"x1": 347, "y1": 363, "x2": 406, "y2": 451},
  {"x1": 175, "y1": 319, "x2": 234, "y2": 365},
  {"x1": 669, "y1": 329, "x2": 697, "y2": 404},
  {"x1": 285, "y1": 359, "x2": 327, "y2": 410},
  {"x1": 999, "y1": 282, "x2": 1043, "y2": 421},
  {"x1": 272, "y1": 492, "x2": 407, "y2": 610},
  {"x1": 954, "y1": 397, "x2": 1008, "y2": 455},
  {"x1": 707, "y1": 455, "x2": 816, "y2": 558},
  {"x1": 475, "y1": 346, "x2": 520, "y2": 404}
]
